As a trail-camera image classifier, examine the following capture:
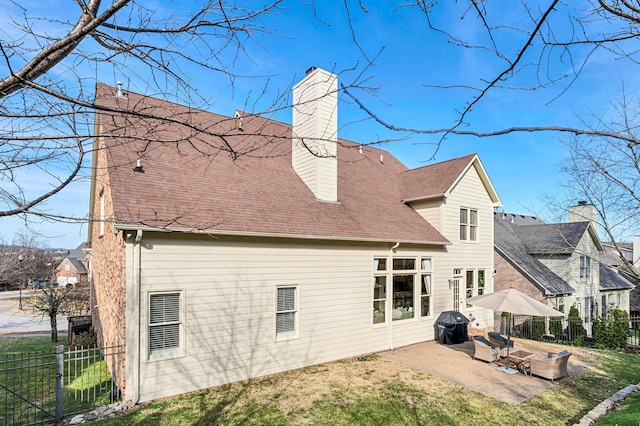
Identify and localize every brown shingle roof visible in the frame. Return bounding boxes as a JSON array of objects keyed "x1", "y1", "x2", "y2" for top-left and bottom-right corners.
[
  {"x1": 400, "y1": 154, "x2": 477, "y2": 201},
  {"x1": 94, "y1": 83, "x2": 449, "y2": 244}
]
